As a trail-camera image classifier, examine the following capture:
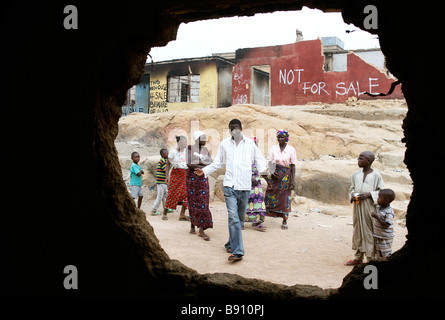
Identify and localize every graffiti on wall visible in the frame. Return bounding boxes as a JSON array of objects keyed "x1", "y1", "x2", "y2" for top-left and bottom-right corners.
[
  {"x1": 232, "y1": 72, "x2": 249, "y2": 104},
  {"x1": 278, "y1": 68, "x2": 381, "y2": 98},
  {"x1": 149, "y1": 79, "x2": 168, "y2": 113},
  {"x1": 201, "y1": 82, "x2": 215, "y2": 108}
]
